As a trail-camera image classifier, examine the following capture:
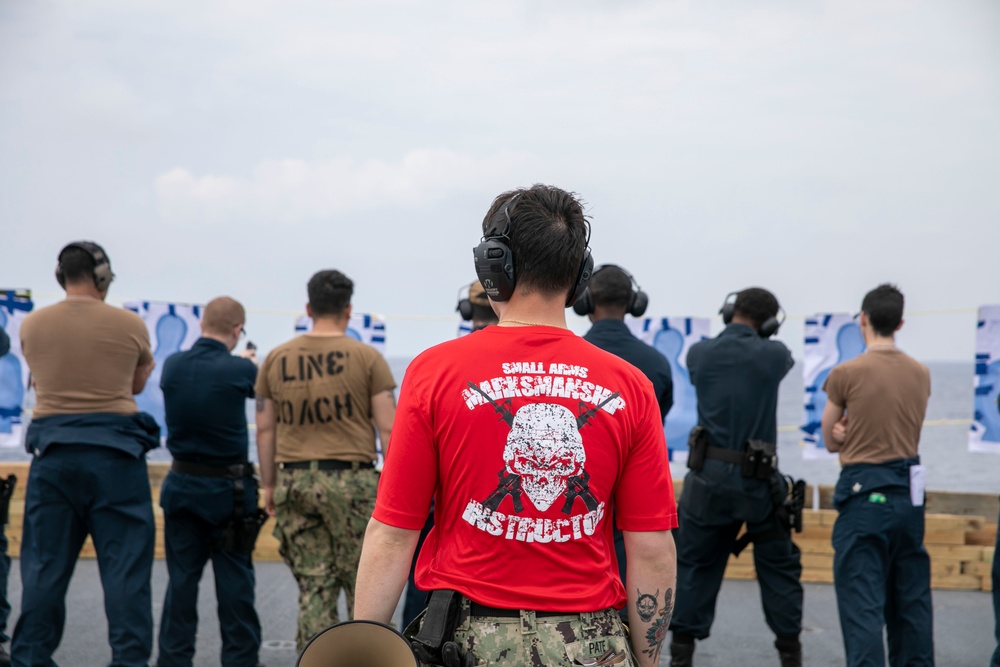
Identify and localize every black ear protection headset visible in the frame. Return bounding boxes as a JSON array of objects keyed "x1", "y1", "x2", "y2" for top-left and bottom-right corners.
[
  {"x1": 456, "y1": 284, "x2": 475, "y2": 321},
  {"x1": 55, "y1": 241, "x2": 115, "y2": 292},
  {"x1": 719, "y1": 290, "x2": 785, "y2": 338},
  {"x1": 572, "y1": 264, "x2": 649, "y2": 318},
  {"x1": 472, "y1": 193, "x2": 594, "y2": 306}
]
